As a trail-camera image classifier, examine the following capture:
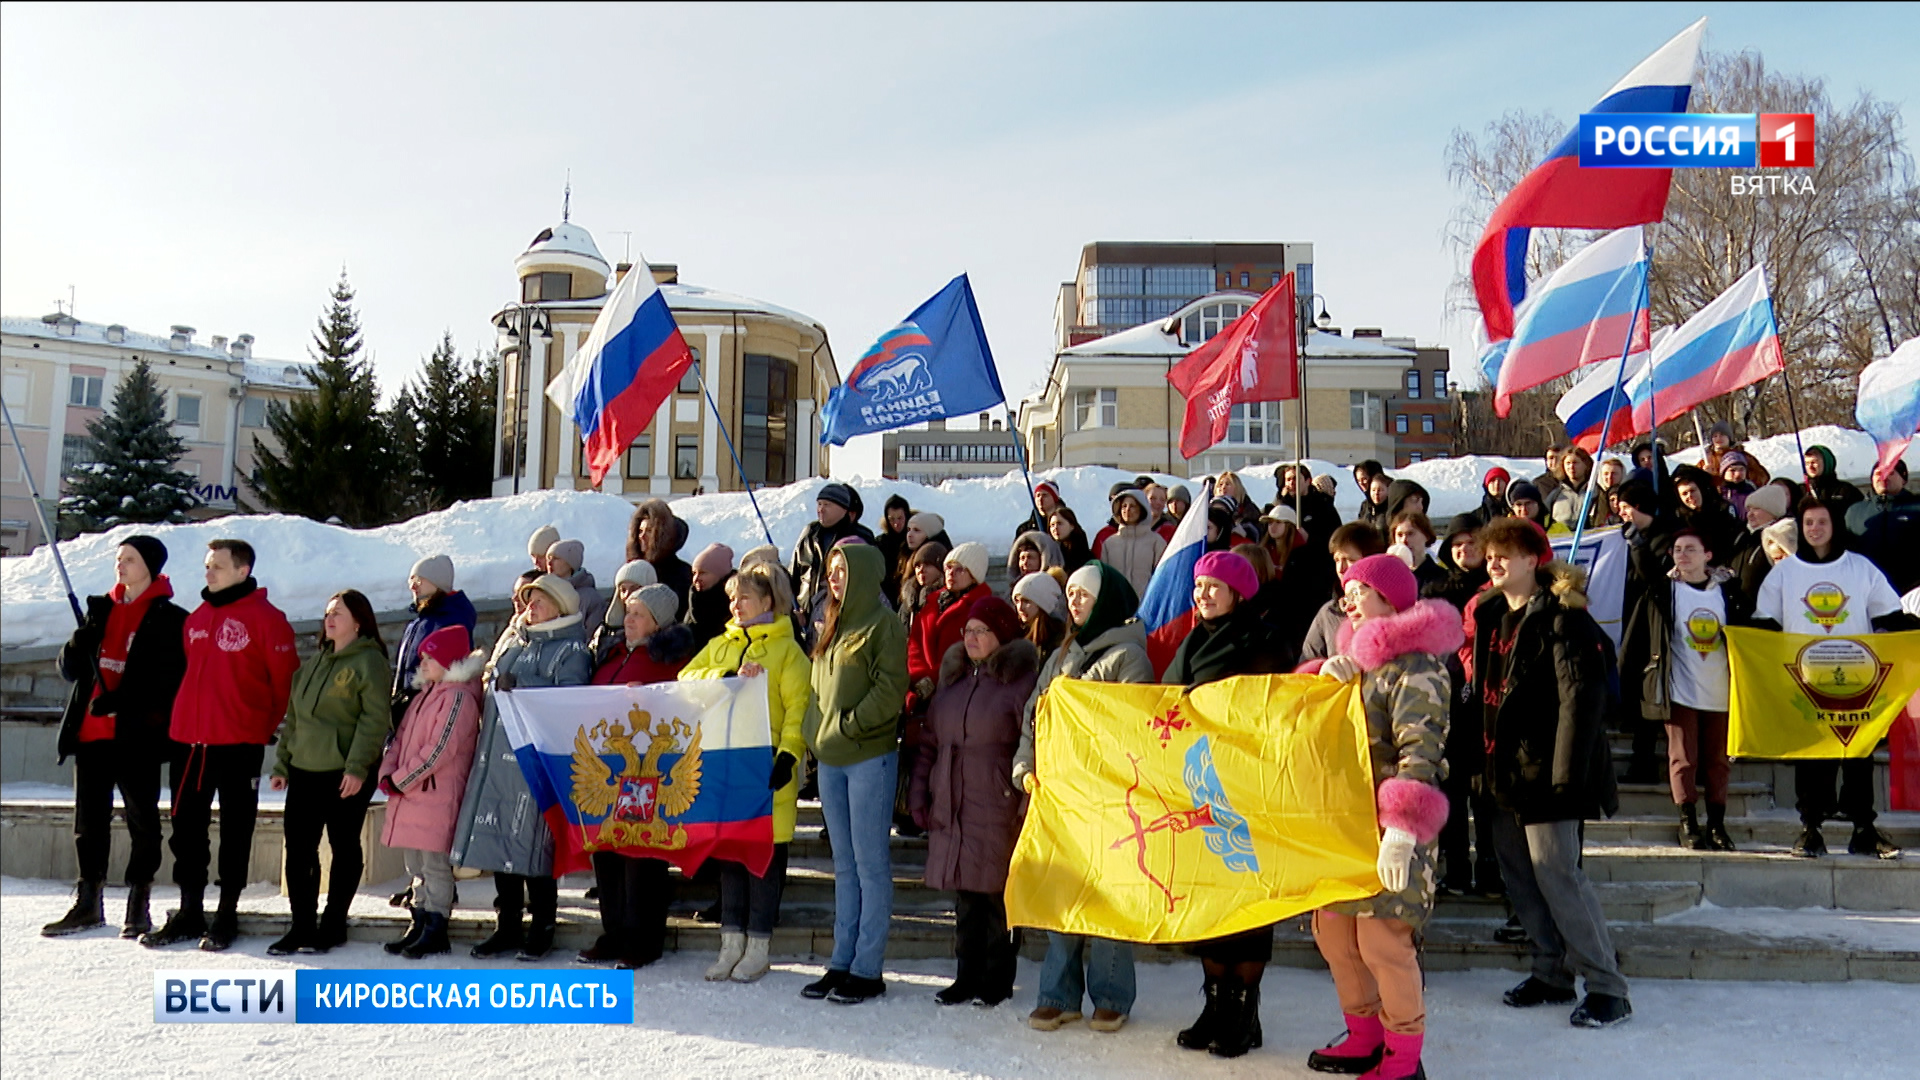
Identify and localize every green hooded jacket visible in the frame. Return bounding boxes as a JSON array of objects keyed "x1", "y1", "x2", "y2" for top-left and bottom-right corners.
[
  {"x1": 805, "y1": 543, "x2": 910, "y2": 767},
  {"x1": 275, "y1": 635, "x2": 393, "y2": 780}
]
